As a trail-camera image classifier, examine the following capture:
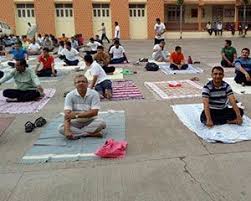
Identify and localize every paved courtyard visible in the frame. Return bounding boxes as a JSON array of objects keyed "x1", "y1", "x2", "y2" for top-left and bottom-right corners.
[{"x1": 1, "y1": 37, "x2": 251, "y2": 201}]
